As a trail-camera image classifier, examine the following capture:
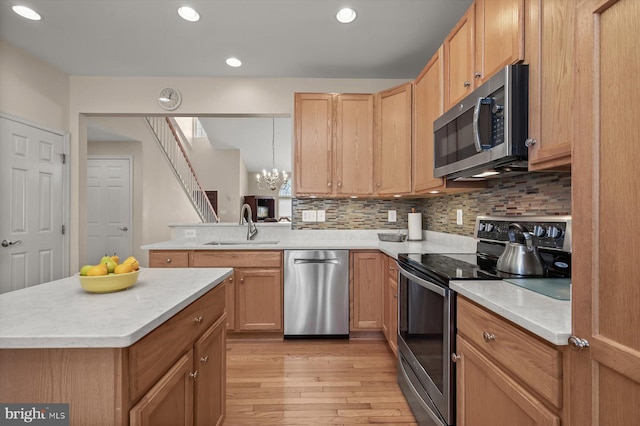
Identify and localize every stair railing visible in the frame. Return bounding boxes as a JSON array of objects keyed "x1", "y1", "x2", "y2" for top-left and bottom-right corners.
[{"x1": 144, "y1": 116, "x2": 219, "y2": 223}]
